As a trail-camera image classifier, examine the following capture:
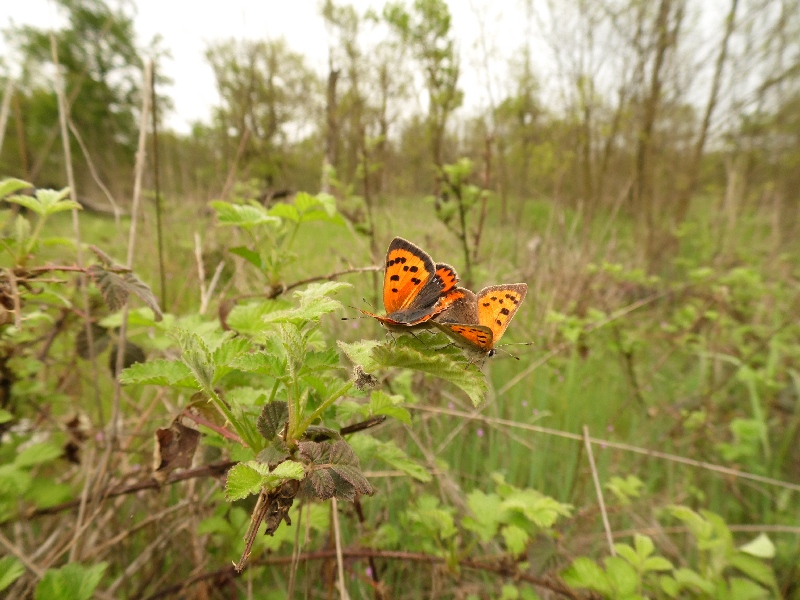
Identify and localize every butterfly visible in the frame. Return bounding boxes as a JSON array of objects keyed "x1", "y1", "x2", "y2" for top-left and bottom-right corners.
[
  {"x1": 359, "y1": 237, "x2": 465, "y2": 329},
  {"x1": 433, "y1": 283, "x2": 528, "y2": 356}
]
